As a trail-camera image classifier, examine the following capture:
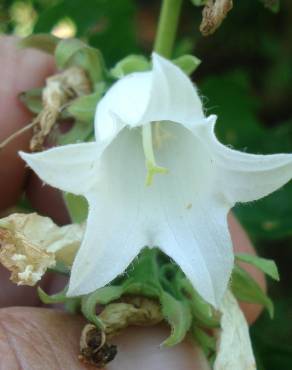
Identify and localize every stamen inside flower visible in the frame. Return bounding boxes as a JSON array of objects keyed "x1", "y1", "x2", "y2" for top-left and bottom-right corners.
[{"x1": 142, "y1": 123, "x2": 168, "y2": 186}]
